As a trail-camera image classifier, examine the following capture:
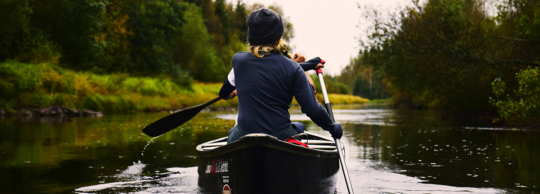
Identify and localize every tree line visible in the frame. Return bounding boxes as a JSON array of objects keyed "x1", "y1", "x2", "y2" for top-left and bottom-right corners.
[
  {"x1": 0, "y1": 0, "x2": 293, "y2": 86},
  {"x1": 345, "y1": 0, "x2": 540, "y2": 124}
]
